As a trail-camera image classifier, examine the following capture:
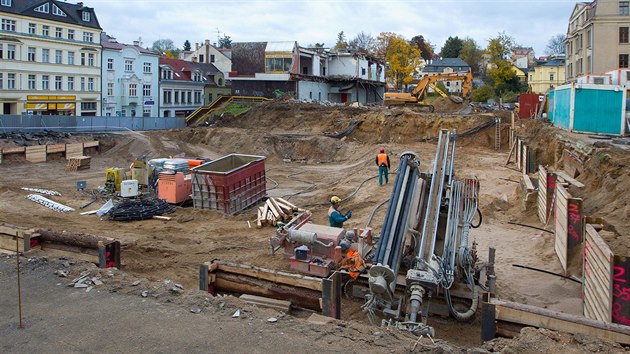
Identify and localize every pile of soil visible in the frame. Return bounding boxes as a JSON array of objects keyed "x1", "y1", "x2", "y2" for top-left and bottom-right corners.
[{"x1": 431, "y1": 96, "x2": 466, "y2": 113}]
